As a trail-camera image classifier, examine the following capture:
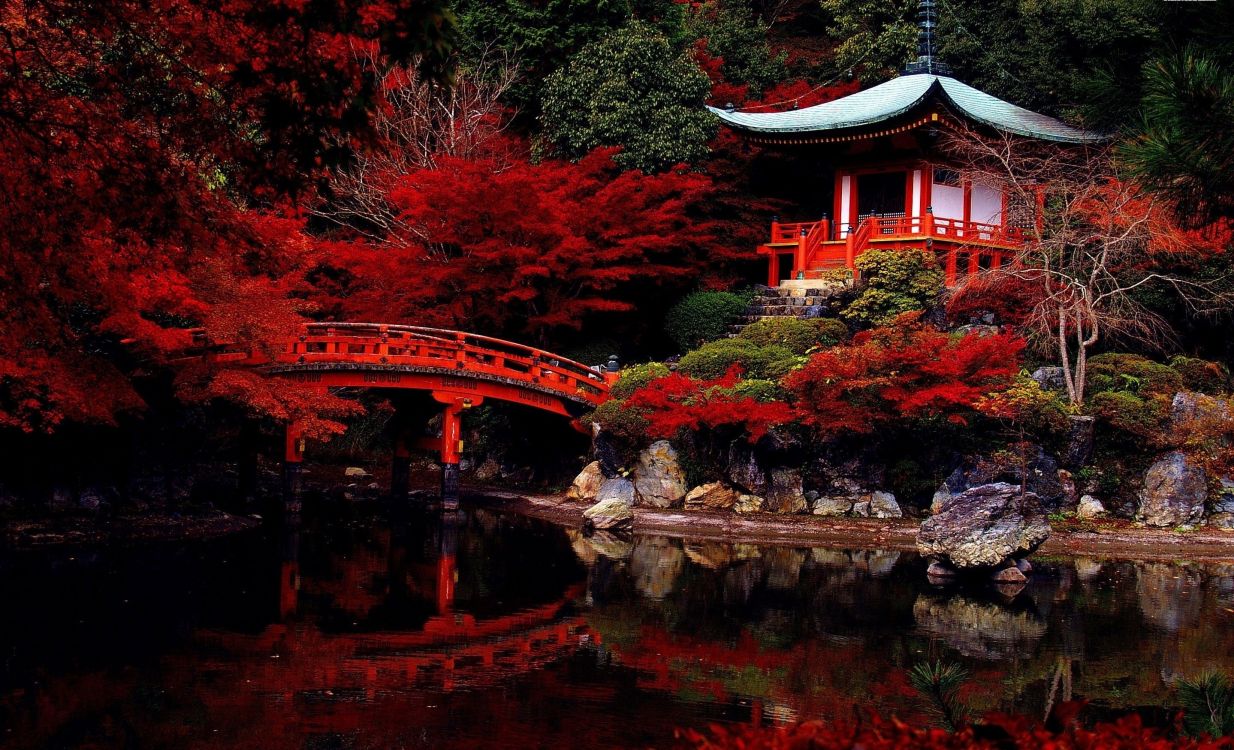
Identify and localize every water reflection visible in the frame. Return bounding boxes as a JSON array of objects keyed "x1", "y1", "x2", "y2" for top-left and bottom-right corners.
[{"x1": 3, "y1": 507, "x2": 1234, "y2": 749}]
